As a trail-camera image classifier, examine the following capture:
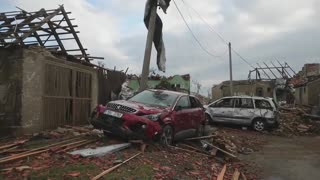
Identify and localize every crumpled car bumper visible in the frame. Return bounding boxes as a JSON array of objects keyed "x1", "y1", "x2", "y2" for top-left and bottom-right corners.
[{"x1": 91, "y1": 113, "x2": 162, "y2": 140}]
